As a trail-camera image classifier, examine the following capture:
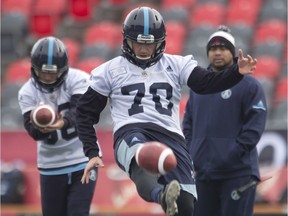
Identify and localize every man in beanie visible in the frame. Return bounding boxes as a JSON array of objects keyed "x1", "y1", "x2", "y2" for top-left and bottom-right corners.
[{"x1": 182, "y1": 25, "x2": 267, "y2": 216}]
